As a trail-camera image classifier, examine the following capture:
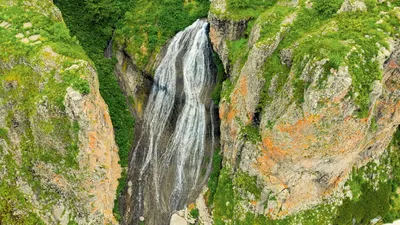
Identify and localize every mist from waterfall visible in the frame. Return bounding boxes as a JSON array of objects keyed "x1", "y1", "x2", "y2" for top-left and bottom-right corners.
[{"x1": 122, "y1": 20, "x2": 218, "y2": 225}]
